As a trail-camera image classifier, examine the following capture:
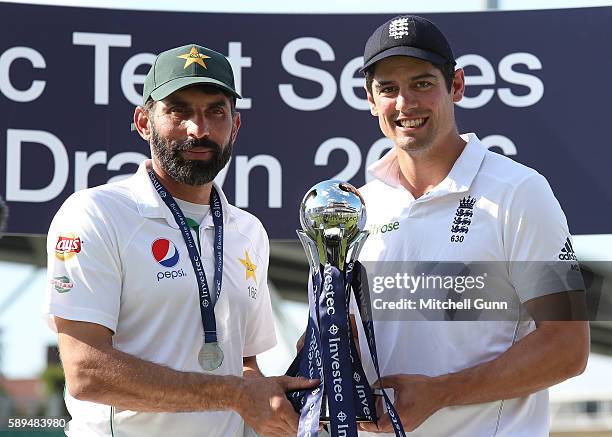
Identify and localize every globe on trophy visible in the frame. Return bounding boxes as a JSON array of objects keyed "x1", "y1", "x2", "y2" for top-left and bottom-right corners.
[{"x1": 298, "y1": 180, "x2": 368, "y2": 272}]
